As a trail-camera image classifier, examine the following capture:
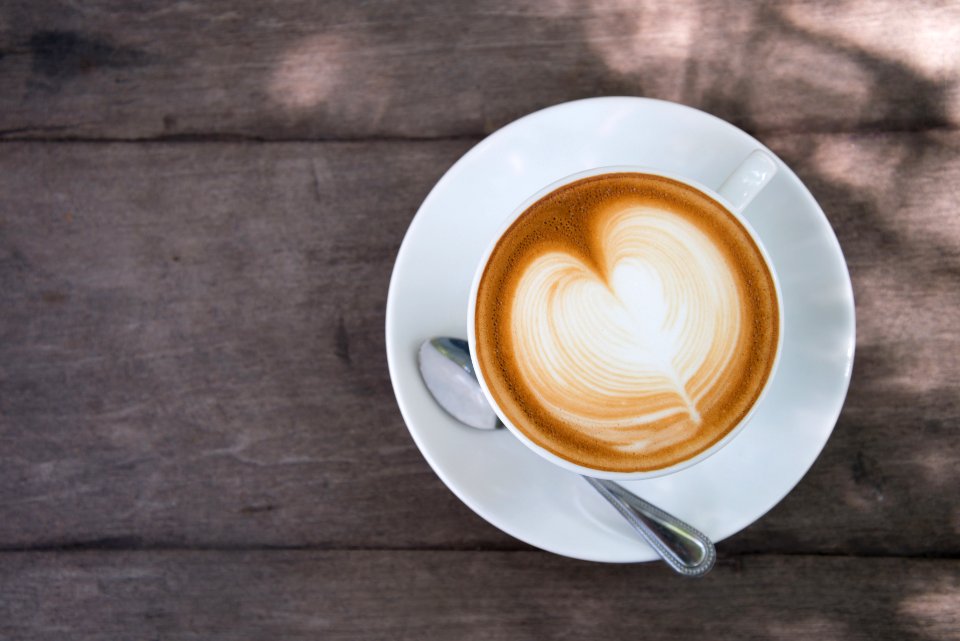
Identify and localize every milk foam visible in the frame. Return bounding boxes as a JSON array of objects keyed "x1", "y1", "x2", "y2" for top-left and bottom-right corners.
[
  {"x1": 474, "y1": 172, "x2": 780, "y2": 472},
  {"x1": 511, "y1": 205, "x2": 739, "y2": 453}
]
